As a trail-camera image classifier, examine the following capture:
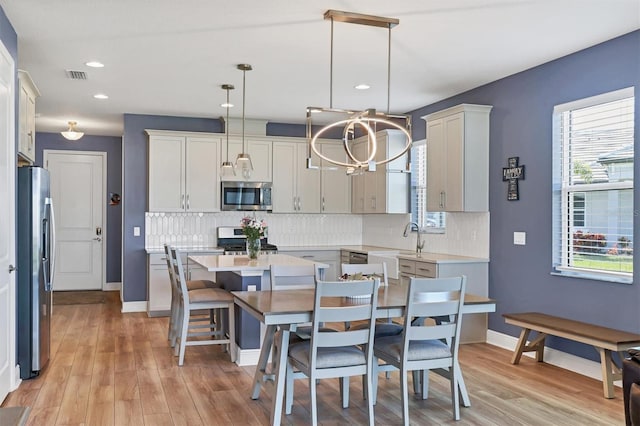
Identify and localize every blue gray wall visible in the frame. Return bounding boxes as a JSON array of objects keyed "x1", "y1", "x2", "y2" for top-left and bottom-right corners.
[
  {"x1": 35, "y1": 132, "x2": 123, "y2": 283},
  {"x1": 409, "y1": 30, "x2": 640, "y2": 361}
]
